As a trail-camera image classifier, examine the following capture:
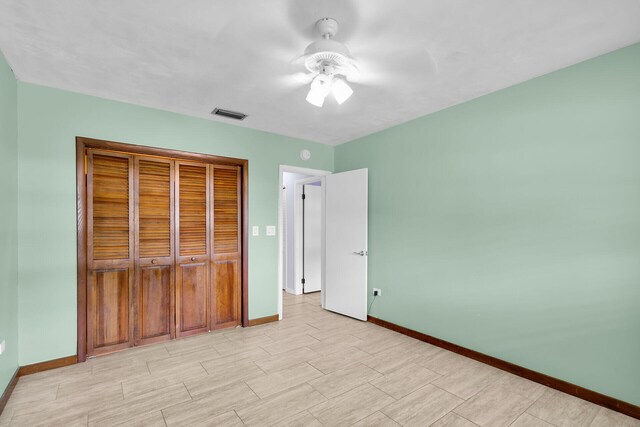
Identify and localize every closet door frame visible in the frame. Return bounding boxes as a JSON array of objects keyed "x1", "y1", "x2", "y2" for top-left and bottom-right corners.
[{"x1": 77, "y1": 137, "x2": 249, "y2": 362}]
